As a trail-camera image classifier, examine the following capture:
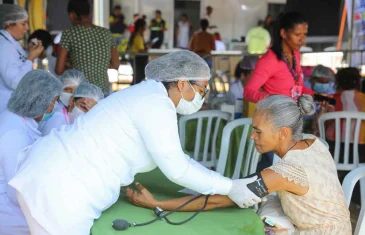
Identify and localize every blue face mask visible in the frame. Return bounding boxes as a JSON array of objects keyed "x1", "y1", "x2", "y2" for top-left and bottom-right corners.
[
  {"x1": 41, "y1": 108, "x2": 56, "y2": 122},
  {"x1": 313, "y1": 82, "x2": 329, "y2": 93}
]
